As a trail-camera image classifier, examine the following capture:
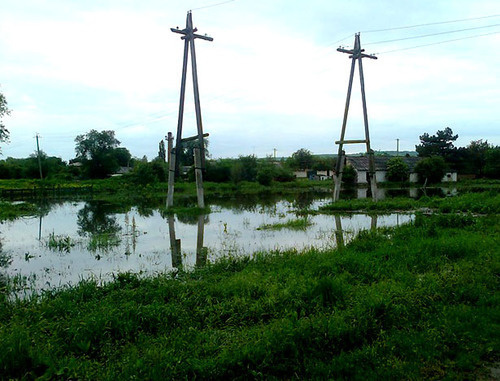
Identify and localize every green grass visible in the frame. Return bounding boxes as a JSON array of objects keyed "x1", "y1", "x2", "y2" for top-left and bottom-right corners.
[
  {"x1": 257, "y1": 217, "x2": 313, "y2": 231},
  {"x1": 320, "y1": 190, "x2": 500, "y2": 214},
  {"x1": 0, "y1": 213, "x2": 498, "y2": 379}
]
